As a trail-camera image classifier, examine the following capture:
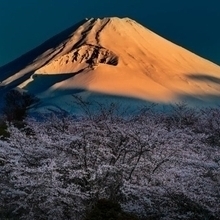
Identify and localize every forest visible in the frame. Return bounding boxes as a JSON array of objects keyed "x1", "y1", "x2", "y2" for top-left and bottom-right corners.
[{"x1": 0, "y1": 97, "x2": 220, "y2": 219}]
